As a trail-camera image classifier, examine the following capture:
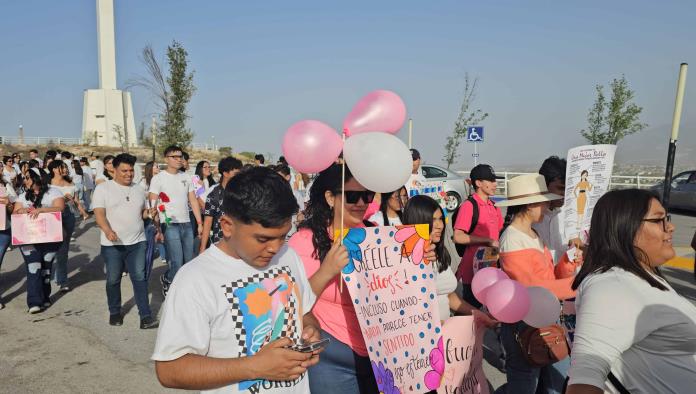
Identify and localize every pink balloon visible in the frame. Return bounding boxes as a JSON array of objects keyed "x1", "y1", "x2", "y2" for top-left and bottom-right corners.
[
  {"x1": 343, "y1": 90, "x2": 407, "y2": 136},
  {"x1": 486, "y1": 279, "x2": 531, "y2": 324},
  {"x1": 471, "y1": 267, "x2": 509, "y2": 305},
  {"x1": 282, "y1": 120, "x2": 342, "y2": 174}
]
